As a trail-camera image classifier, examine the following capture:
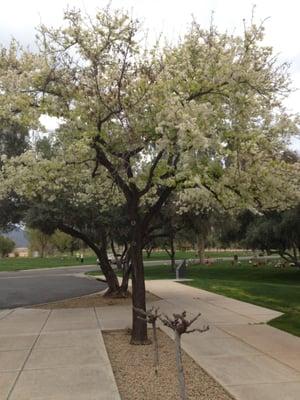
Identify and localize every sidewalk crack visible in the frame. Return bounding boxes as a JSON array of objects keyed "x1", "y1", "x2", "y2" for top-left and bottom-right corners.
[{"x1": 6, "y1": 309, "x2": 53, "y2": 400}]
